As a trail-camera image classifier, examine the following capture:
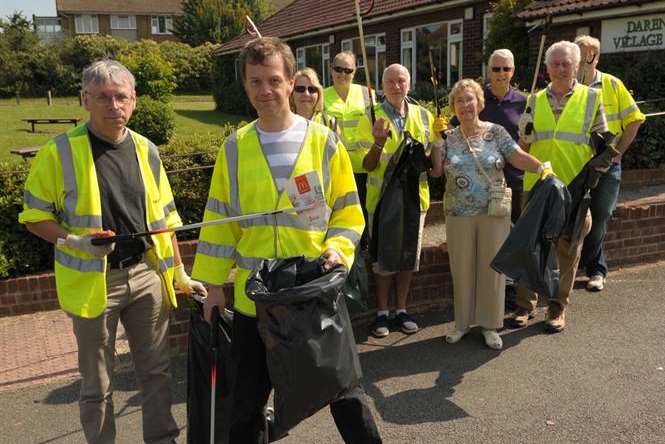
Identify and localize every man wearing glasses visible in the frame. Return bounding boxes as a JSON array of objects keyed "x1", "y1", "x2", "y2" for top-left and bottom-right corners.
[
  {"x1": 324, "y1": 51, "x2": 375, "y2": 246},
  {"x1": 19, "y1": 60, "x2": 204, "y2": 443}
]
